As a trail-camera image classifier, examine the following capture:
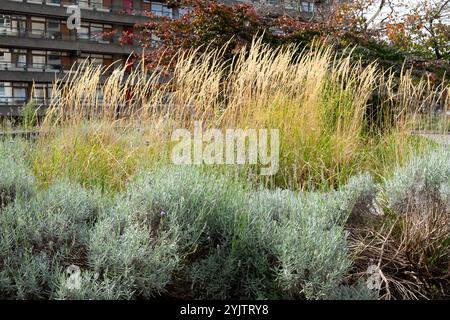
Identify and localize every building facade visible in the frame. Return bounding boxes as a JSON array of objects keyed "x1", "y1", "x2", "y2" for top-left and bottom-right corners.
[
  {"x1": 0, "y1": 0, "x2": 322, "y2": 116},
  {"x1": 231, "y1": 0, "x2": 337, "y2": 18},
  {"x1": 0, "y1": 0, "x2": 188, "y2": 115}
]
